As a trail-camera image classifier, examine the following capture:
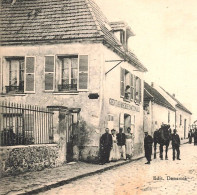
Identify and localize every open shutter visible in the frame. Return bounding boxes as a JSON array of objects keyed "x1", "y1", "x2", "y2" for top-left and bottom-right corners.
[
  {"x1": 130, "y1": 73, "x2": 134, "y2": 100},
  {"x1": 120, "y1": 67, "x2": 125, "y2": 97},
  {"x1": 139, "y1": 78, "x2": 141, "y2": 103},
  {"x1": 134, "y1": 75, "x2": 136, "y2": 102},
  {"x1": 25, "y1": 57, "x2": 35, "y2": 93},
  {"x1": 0, "y1": 58, "x2": 2, "y2": 93},
  {"x1": 78, "y1": 55, "x2": 88, "y2": 91},
  {"x1": 45, "y1": 56, "x2": 55, "y2": 91}
]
